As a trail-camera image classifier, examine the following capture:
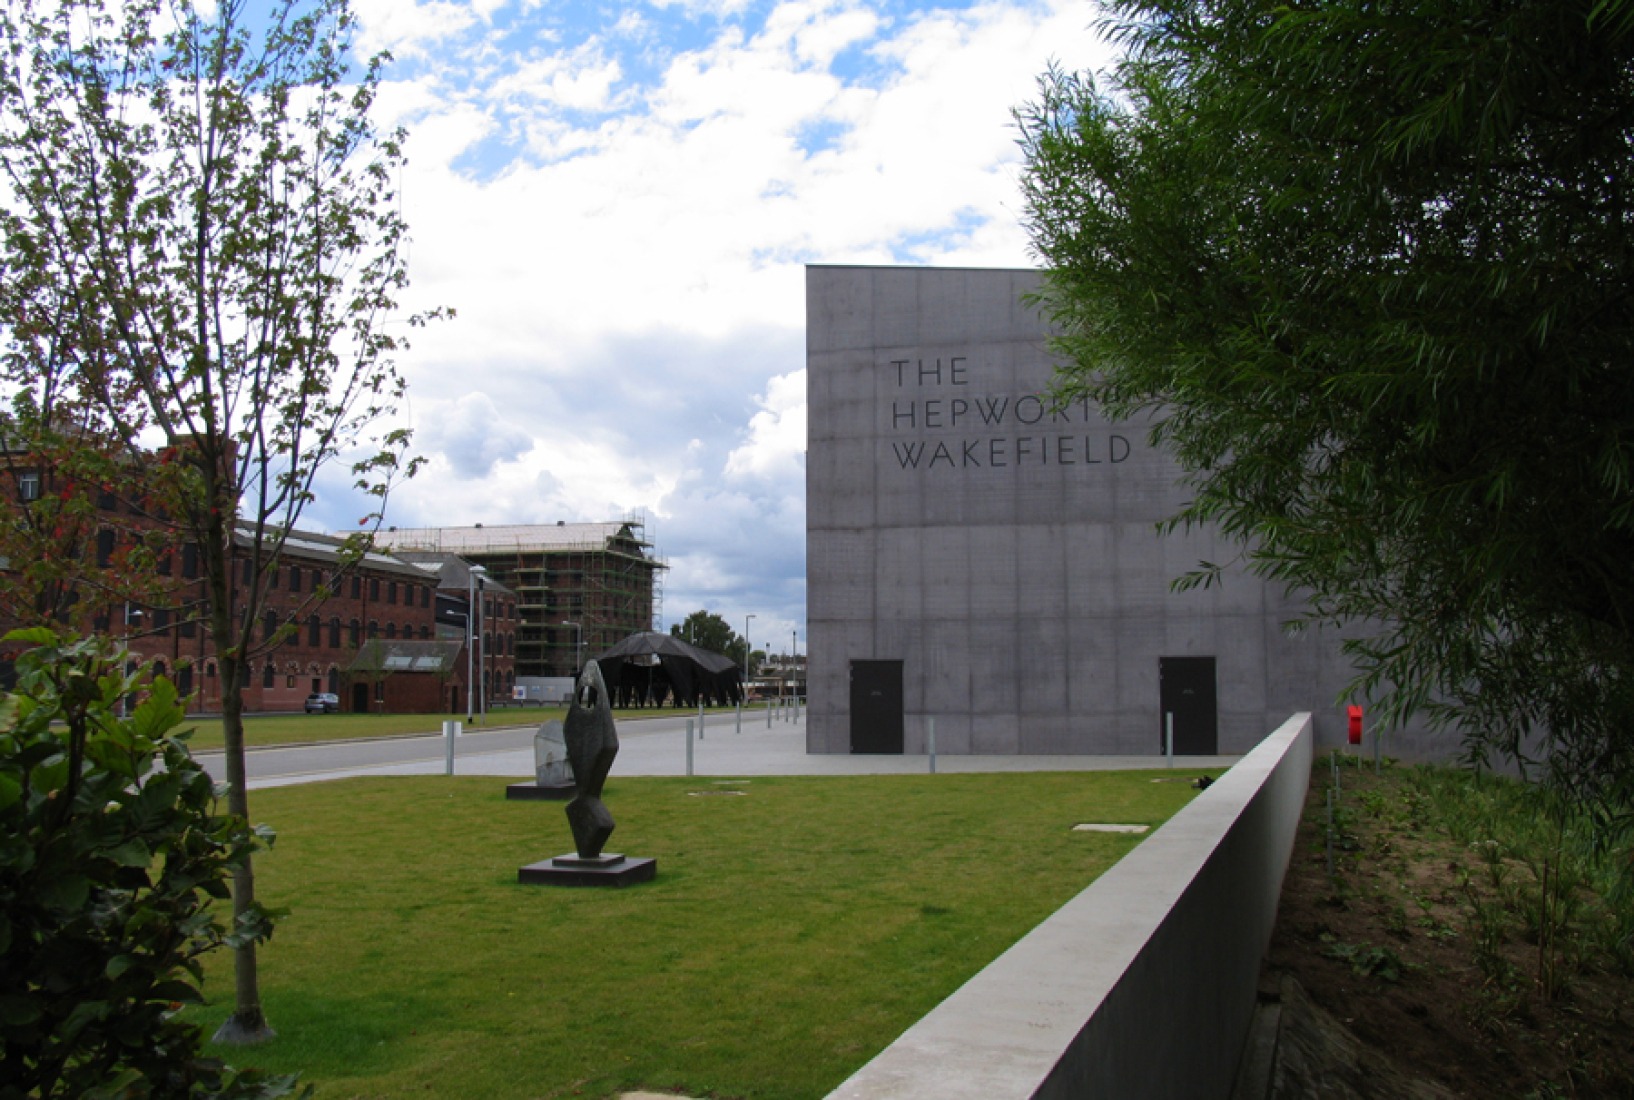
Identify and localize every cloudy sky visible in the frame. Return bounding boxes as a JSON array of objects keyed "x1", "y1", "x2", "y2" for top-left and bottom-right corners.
[{"x1": 314, "y1": 0, "x2": 1114, "y2": 655}]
